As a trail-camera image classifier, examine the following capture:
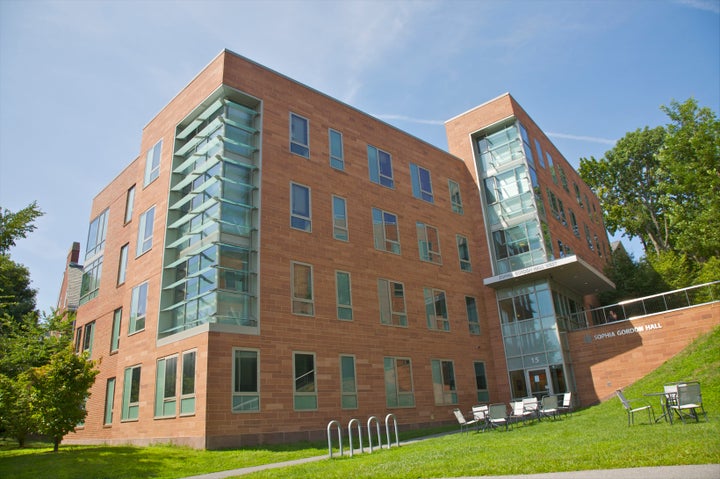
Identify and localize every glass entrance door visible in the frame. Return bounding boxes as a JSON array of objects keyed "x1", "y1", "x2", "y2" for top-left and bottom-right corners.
[{"x1": 526, "y1": 368, "x2": 551, "y2": 400}]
